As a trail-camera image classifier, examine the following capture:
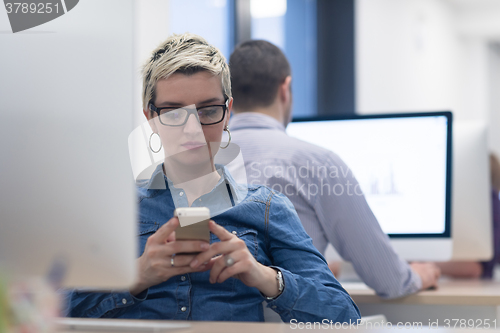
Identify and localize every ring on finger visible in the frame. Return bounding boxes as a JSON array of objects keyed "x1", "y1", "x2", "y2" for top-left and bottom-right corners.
[
  {"x1": 224, "y1": 255, "x2": 235, "y2": 267},
  {"x1": 171, "y1": 254, "x2": 175, "y2": 267}
]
